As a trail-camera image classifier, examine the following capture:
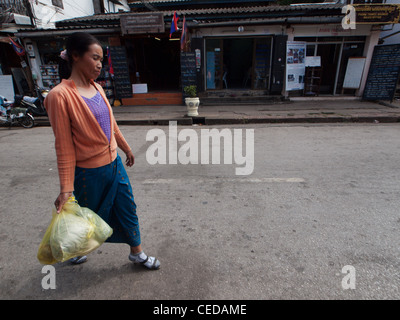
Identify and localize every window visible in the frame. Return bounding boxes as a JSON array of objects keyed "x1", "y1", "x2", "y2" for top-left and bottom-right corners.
[{"x1": 52, "y1": 0, "x2": 64, "y2": 9}]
